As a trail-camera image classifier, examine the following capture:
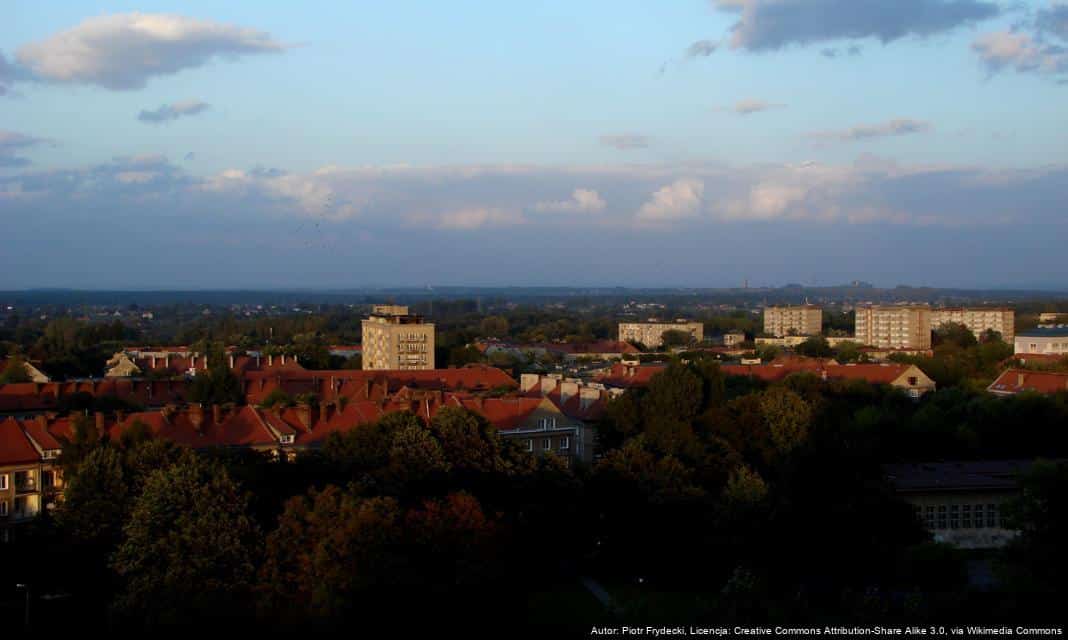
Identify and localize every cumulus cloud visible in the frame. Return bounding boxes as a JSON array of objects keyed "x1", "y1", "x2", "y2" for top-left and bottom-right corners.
[
  {"x1": 973, "y1": 6, "x2": 1068, "y2": 82},
  {"x1": 599, "y1": 134, "x2": 650, "y2": 150},
  {"x1": 532, "y1": 188, "x2": 606, "y2": 214},
  {"x1": 807, "y1": 119, "x2": 933, "y2": 143},
  {"x1": 637, "y1": 179, "x2": 705, "y2": 222},
  {"x1": 713, "y1": 0, "x2": 999, "y2": 51},
  {"x1": 0, "y1": 130, "x2": 49, "y2": 167},
  {"x1": 14, "y1": 13, "x2": 287, "y2": 90},
  {"x1": 434, "y1": 207, "x2": 524, "y2": 230},
  {"x1": 138, "y1": 100, "x2": 211, "y2": 124}
]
